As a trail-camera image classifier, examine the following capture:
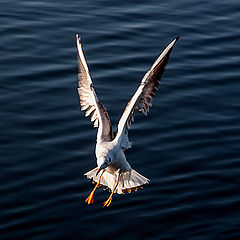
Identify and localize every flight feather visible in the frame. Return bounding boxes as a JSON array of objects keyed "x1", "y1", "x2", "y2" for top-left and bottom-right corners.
[
  {"x1": 76, "y1": 35, "x2": 114, "y2": 141},
  {"x1": 115, "y1": 37, "x2": 179, "y2": 149}
]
